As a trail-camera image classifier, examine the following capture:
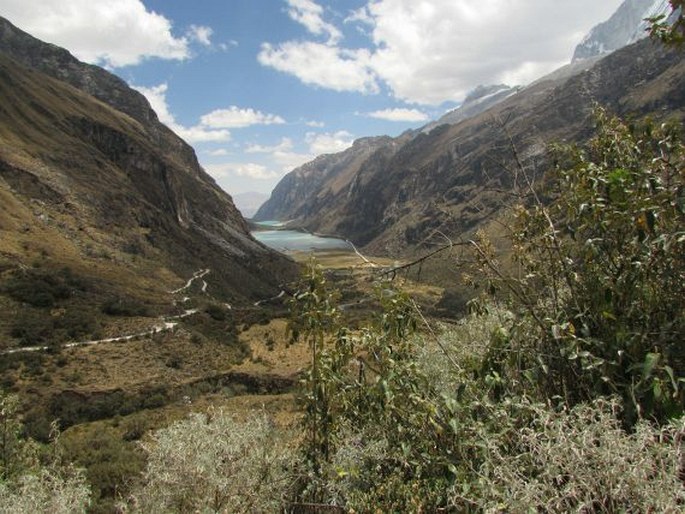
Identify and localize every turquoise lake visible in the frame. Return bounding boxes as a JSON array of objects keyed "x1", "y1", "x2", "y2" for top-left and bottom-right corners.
[{"x1": 251, "y1": 221, "x2": 352, "y2": 252}]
